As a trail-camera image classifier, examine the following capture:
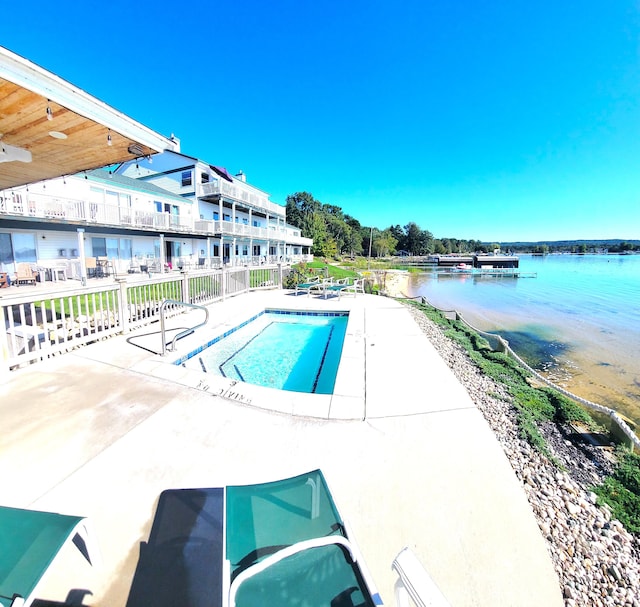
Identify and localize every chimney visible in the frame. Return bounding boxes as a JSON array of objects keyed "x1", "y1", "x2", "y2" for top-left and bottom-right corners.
[{"x1": 235, "y1": 170, "x2": 246, "y2": 182}]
